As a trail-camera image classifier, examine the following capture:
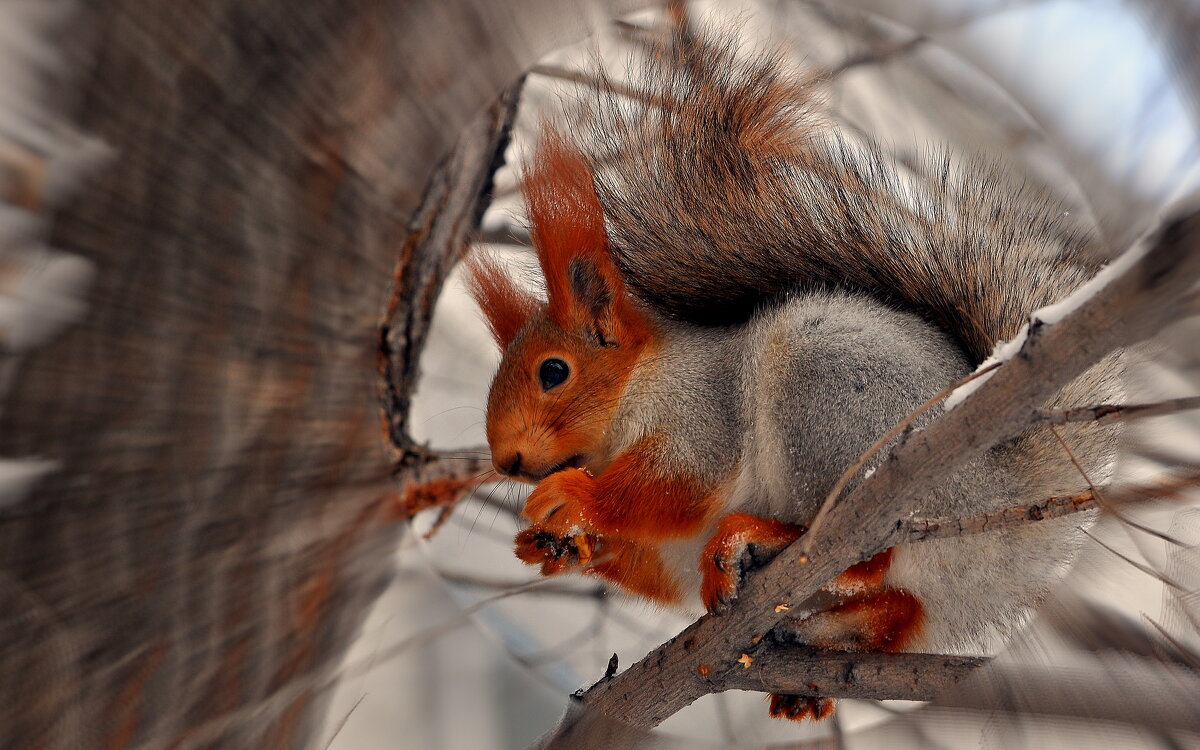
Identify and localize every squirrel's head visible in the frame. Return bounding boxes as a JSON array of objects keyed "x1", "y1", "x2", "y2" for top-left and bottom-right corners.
[{"x1": 467, "y1": 126, "x2": 656, "y2": 483}]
